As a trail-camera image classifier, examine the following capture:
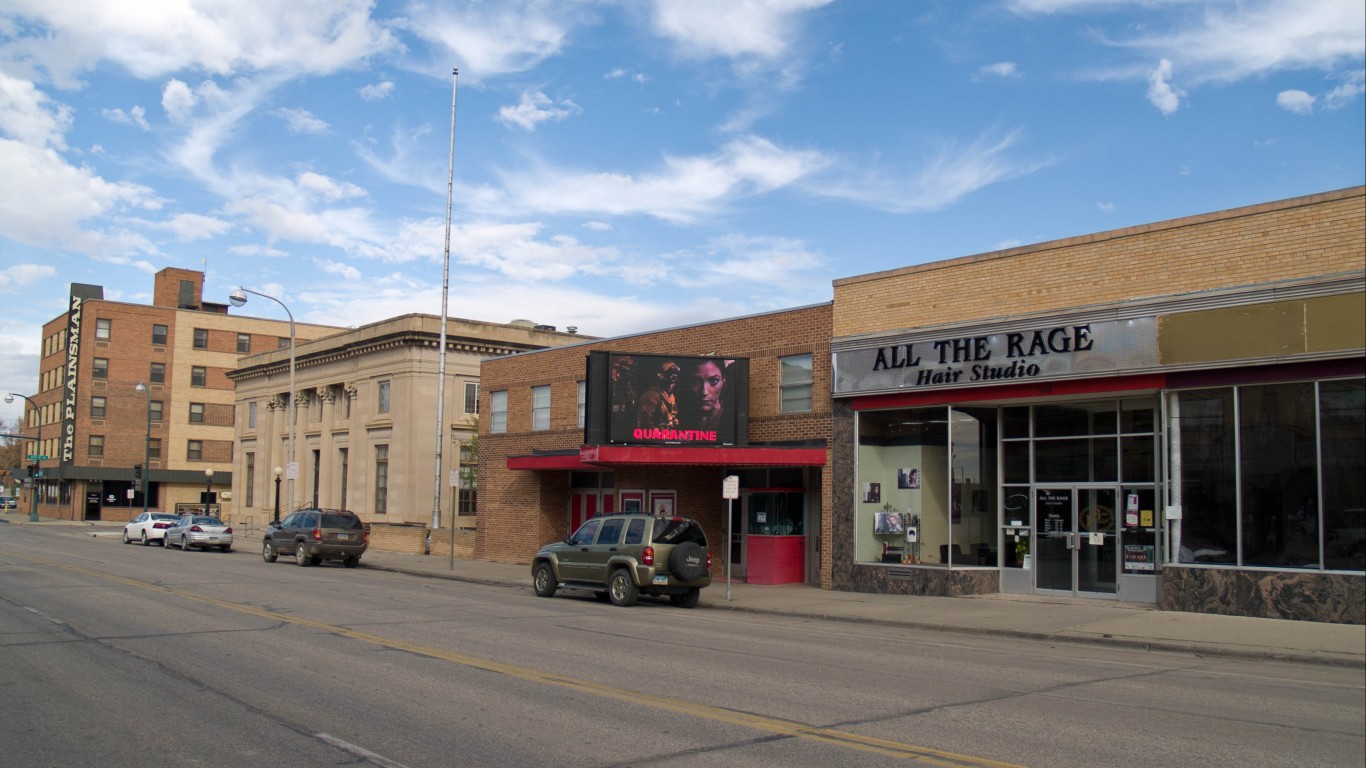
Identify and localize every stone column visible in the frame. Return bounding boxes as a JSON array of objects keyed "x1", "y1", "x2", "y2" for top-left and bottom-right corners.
[{"x1": 317, "y1": 385, "x2": 337, "y2": 508}]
